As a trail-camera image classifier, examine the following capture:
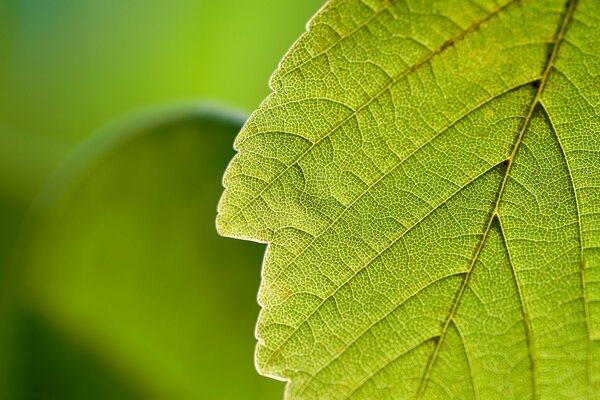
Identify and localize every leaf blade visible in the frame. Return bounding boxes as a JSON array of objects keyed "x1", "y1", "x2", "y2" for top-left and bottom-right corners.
[{"x1": 218, "y1": 0, "x2": 600, "y2": 398}]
